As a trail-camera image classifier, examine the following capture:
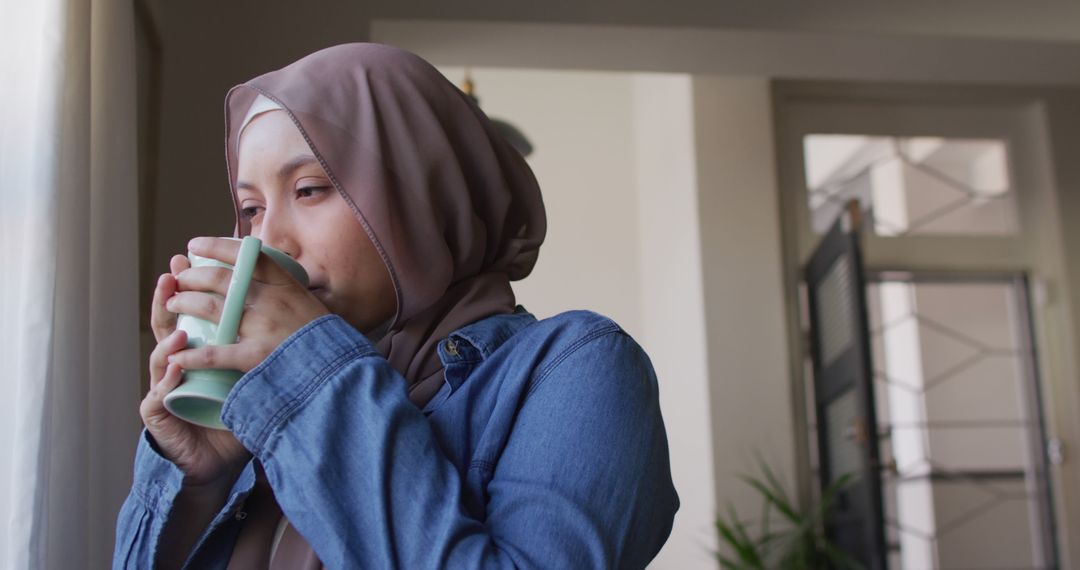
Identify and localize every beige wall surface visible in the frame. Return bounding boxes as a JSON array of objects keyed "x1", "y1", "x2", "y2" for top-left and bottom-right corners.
[
  {"x1": 367, "y1": 0, "x2": 1080, "y2": 43},
  {"x1": 1034, "y1": 92, "x2": 1080, "y2": 568},
  {"x1": 691, "y1": 77, "x2": 796, "y2": 520},
  {"x1": 632, "y1": 74, "x2": 715, "y2": 567}
]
